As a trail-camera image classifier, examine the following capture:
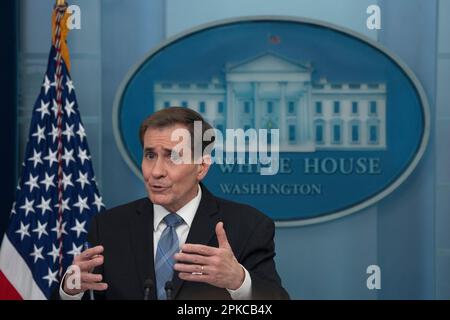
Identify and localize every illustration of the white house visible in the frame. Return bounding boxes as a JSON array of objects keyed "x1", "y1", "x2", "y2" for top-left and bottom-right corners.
[{"x1": 153, "y1": 52, "x2": 386, "y2": 152}]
